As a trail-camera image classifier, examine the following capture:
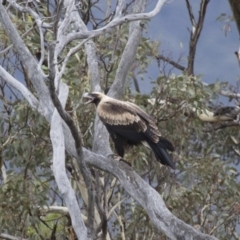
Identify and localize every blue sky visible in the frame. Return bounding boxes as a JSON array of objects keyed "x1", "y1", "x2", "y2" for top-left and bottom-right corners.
[{"x1": 139, "y1": 0, "x2": 240, "y2": 94}]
